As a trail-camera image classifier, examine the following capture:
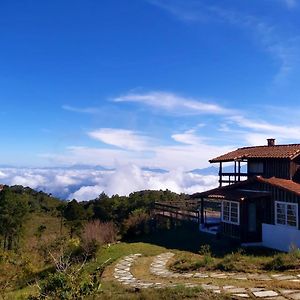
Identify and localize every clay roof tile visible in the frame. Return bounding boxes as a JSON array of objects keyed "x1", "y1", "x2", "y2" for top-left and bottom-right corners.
[{"x1": 210, "y1": 144, "x2": 300, "y2": 163}]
